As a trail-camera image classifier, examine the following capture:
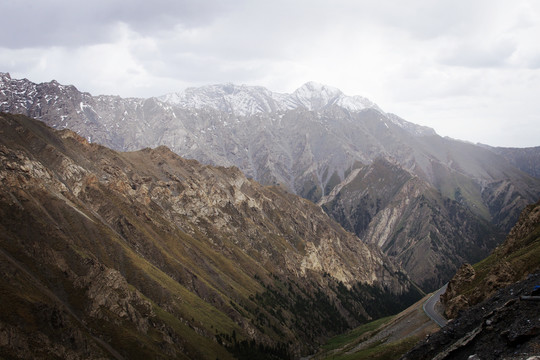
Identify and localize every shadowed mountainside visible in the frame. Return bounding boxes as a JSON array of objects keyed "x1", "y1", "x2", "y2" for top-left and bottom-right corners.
[
  {"x1": 319, "y1": 158, "x2": 503, "y2": 291},
  {"x1": 402, "y1": 271, "x2": 540, "y2": 360}
]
